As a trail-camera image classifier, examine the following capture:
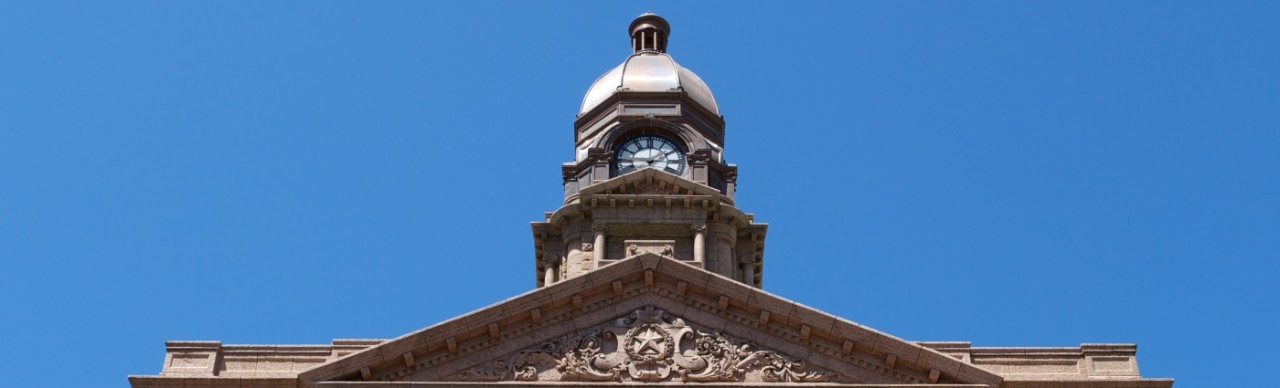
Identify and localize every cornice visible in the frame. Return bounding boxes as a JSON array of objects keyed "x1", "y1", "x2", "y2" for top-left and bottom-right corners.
[
  {"x1": 574, "y1": 92, "x2": 725, "y2": 134},
  {"x1": 297, "y1": 254, "x2": 1000, "y2": 387}
]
